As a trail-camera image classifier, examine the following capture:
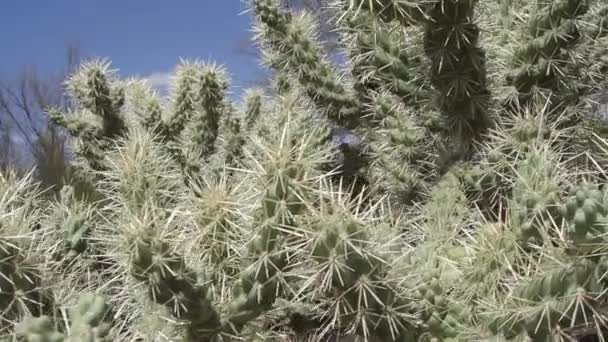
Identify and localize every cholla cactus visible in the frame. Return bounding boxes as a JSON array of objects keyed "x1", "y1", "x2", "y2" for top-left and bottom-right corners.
[
  {"x1": 129, "y1": 235, "x2": 223, "y2": 340},
  {"x1": 225, "y1": 118, "x2": 331, "y2": 336},
  {"x1": 49, "y1": 60, "x2": 126, "y2": 173},
  {"x1": 7, "y1": 1, "x2": 608, "y2": 341},
  {"x1": 165, "y1": 61, "x2": 200, "y2": 139},
  {"x1": 401, "y1": 172, "x2": 473, "y2": 340},
  {"x1": 16, "y1": 293, "x2": 110, "y2": 342},
  {"x1": 48, "y1": 185, "x2": 94, "y2": 261},
  {"x1": 338, "y1": 0, "x2": 428, "y2": 25},
  {"x1": 0, "y1": 172, "x2": 54, "y2": 334},
  {"x1": 423, "y1": 0, "x2": 492, "y2": 148},
  {"x1": 366, "y1": 93, "x2": 437, "y2": 205},
  {"x1": 222, "y1": 115, "x2": 247, "y2": 169},
  {"x1": 252, "y1": 0, "x2": 362, "y2": 128},
  {"x1": 558, "y1": 182, "x2": 608, "y2": 253},
  {"x1": 509, "y1": 149, "x2": 562, "y2": 248},
  {"x1": 123, "y1": 78, "x2": 164, "y2": 134},
  {"x1": 161, "y1": 61, "x2": 232, "y2": 178},
  {"x1": 16, "y1": 316, "x2": 65, "y2": 342},
  {"x1": 339, "y1": 10, "x2": 420, "y2": 104},
  {"x1": 304, "y1": 189, "x2": 418, "y2": 341},
  {"x1": 505, "y1": 0, "x2": 589, "y2": 106},
  {"x1": 185, "y1": 63, "x2": 228, "y2": 158},
  {"x1": 219, "y1": 88, "x2": 266, "y2": 168},
  {"x1": 186, "y1": 174, "x2": 247, "y2": 281},
  {"x1": 242, "y1": 88, "x2": 264, "y2": 130},
  {"x1": 0, "y1": 239, "x2": 50, "y2": 332}
]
